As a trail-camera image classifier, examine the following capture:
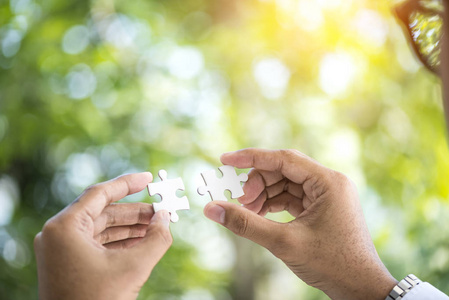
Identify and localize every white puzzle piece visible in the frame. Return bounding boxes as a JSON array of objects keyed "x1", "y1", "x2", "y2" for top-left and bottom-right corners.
[
  {"x1": 147, "y1": 170, "x2": 190, "y2": 223},
  {"x1": 197, "y1": 165, "x2": 248, "y2": 201}
]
